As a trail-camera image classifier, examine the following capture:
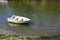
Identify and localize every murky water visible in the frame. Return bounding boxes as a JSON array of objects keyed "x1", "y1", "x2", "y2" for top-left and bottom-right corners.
[{"x1": 0, "y1": 1, "x2": 60, "y2": 37}]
